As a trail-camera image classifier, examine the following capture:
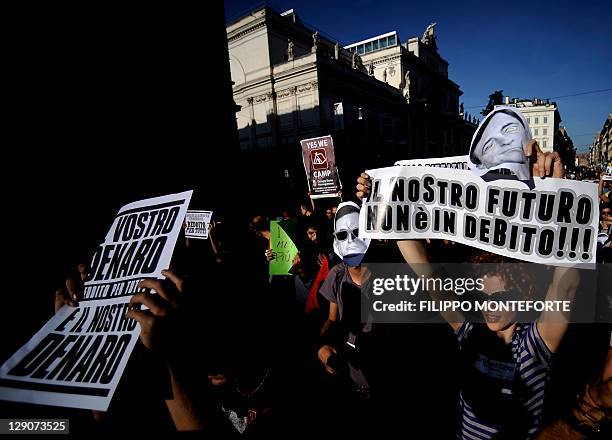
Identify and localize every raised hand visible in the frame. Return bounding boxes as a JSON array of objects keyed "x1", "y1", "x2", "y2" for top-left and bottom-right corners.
[
  {"x1": 54, "y1": 263, "x2": 88, "y2": 312},
  {"x1": 524, "y1": 140, "x2": 564, "y2": 178},
  {"x1": 125, "y1": 269, "x2": 184, "y2": 355},
  {"x1": 356, "y1": 172, "x2": 371, "y2": 200}
]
